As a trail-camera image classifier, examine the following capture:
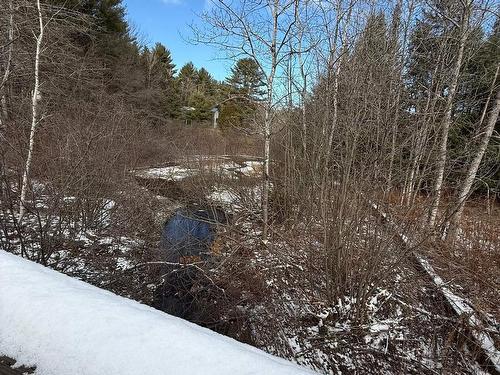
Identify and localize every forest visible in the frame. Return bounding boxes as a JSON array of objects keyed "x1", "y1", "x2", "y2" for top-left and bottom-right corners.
[{"x1": 0, "y1": 0, "x2": 499, "y2": 374}]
